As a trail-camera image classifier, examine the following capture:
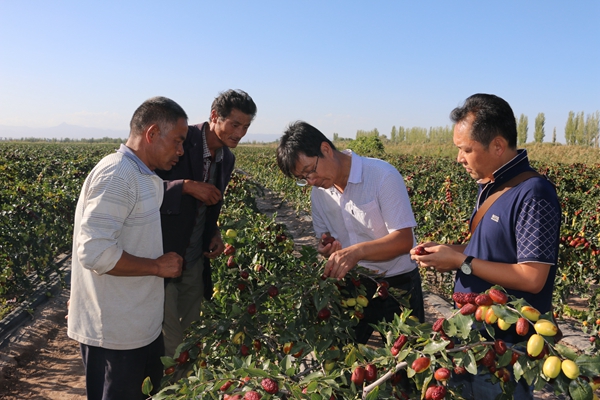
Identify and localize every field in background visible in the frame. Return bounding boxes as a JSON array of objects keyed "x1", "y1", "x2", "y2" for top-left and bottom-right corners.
[
  {"x1": 0, "y1": 141, "x2": 598, "y2": 329},
  {"x1": 240, "y1": 140, "x2": 600, "y2": 165}
]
